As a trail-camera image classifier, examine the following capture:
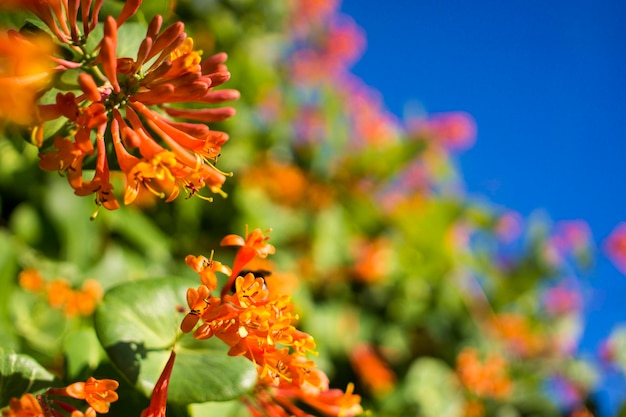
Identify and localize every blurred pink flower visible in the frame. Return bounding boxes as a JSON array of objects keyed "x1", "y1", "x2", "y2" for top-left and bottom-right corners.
[
  {"x1": 552, "y1": 220, "x2": 593, "y2": 253},
  {"x1": 495, "y1": 211, "x2": 523, "y2": 243},
  {"x1": 410, "y1": 112, "x2": 477, "y2": 151},
  {"x1": 290, "y1": 15, "x2": 365, "y2": 83},
  {"x1": 604, "y1": 222, "x2": 626, "y2": 275},
  {"x1": 288, "y1": 0, "x2": 340, "y2": 37},
  {"x1": 544, "y1": 220, "x2": 593, "y2": 268},
  {"x1": 341, "y1": 75, "x2": 400, "y2": 147},
  {"x1": 542, "y1": 283, "x2": 582, "y2": 316}
]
